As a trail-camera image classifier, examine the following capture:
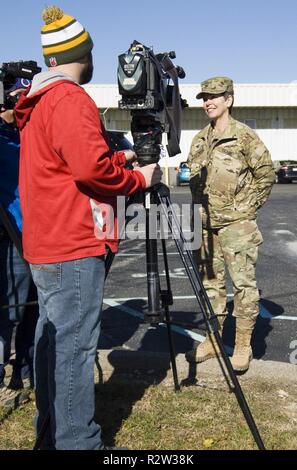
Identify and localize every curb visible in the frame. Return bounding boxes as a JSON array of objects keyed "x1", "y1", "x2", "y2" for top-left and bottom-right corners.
[{"x1": 95, "y1": 349, "x2": 297, "y2": 385}]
